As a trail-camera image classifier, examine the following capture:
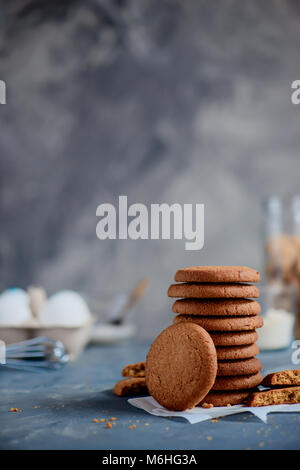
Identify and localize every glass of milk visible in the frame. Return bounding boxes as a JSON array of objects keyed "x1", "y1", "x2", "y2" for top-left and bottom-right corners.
[{"x1": 257, "y1": 284, "x2": 297, "y2": 350}]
